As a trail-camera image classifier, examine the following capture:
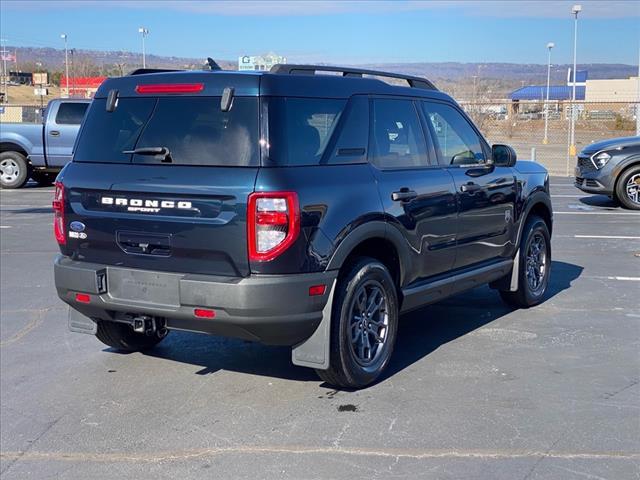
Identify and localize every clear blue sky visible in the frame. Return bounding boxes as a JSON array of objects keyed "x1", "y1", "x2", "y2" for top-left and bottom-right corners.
[{"x1": 1, "y1": 1, "x2": 639, "y2": 65}]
